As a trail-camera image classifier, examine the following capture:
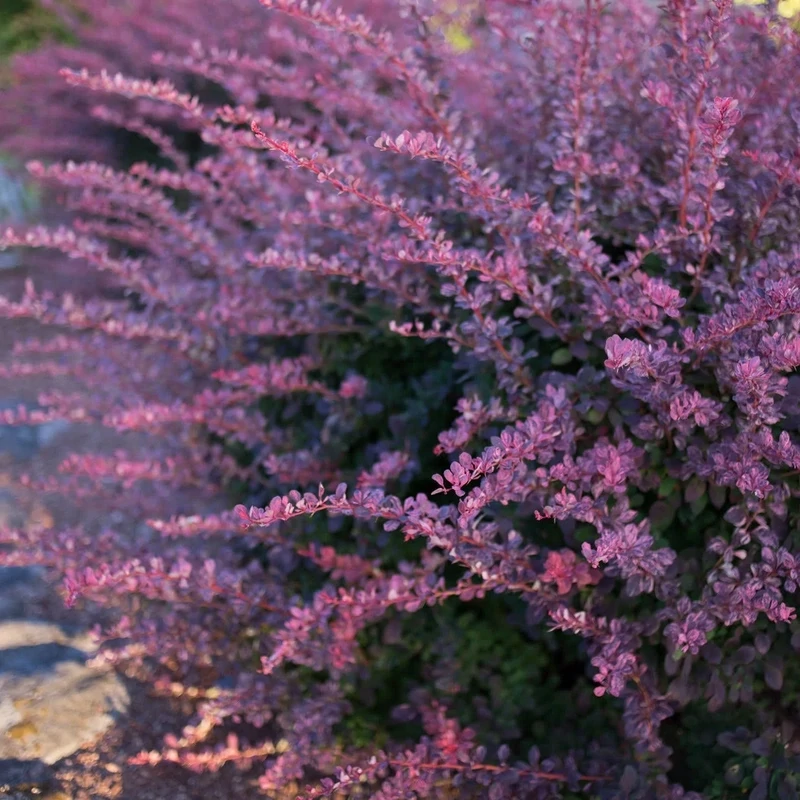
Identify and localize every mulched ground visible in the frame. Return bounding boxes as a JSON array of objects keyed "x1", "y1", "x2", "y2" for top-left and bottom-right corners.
[{"x1": 51, "y1": 681, "x2": 264, "y2": 800}]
